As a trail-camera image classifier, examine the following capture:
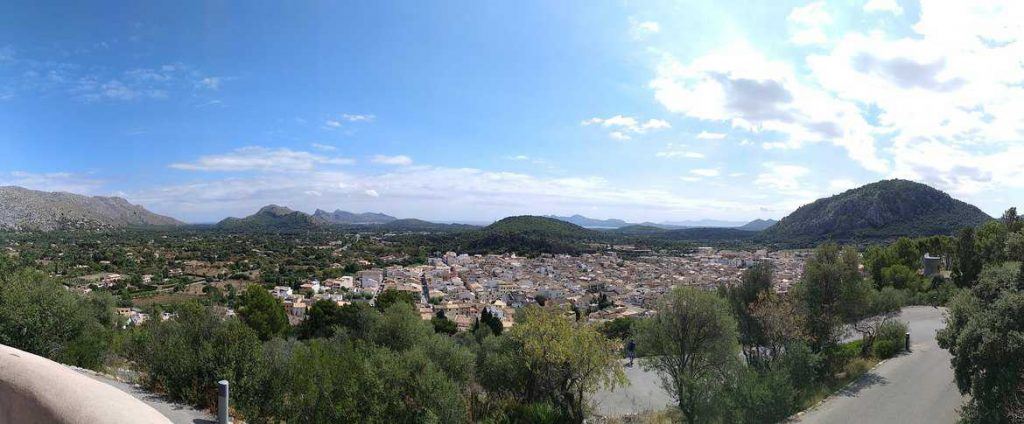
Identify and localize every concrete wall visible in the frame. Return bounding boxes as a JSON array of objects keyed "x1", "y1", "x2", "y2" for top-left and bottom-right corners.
[{"x1": 0, "y1": 344, "x2": 172, "y2": 424}]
